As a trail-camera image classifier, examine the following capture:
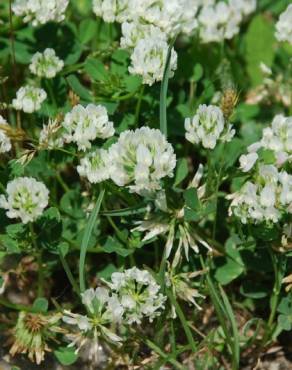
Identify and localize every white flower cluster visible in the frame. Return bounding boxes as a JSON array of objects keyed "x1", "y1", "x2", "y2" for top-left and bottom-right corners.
[
  {"x1": 77, "y1": 127, "x2": 176, "y2": 194},
  {"x1": 63, "y1": 287, "x2": 123, "y2": 345},
  {"x1": 12, "y1": 0, "x2": 69, "y2": 26},
  {"x1": 128, "y1": 35, "x2": 177, "y2": 86},
  {"x1": 185, "y1": 104, "x2": 235, "y2": 149},
  {"x1": 63, "y1": 268, "x2": 165, "y2": 346},
  {"x1": 109, "y1": 267, "x2": 166, "y2": 324},
  {"x1": 275, "y1": 4, "x2": 292, "y2": 44},
  {"x1": 12, "y1": 85, "x2": 47, "y2": 113},
  {"x1": 77, "y1": 149, "x2": 109, "y2": 184},
  {"x1": 62, "y1": 104, "x2": 115, "y2": 151},
  {"x1": 0, "y1": 115, "x2": 12, "y2": 154},
  {"x1": 239, "y1": 114, "x2": 292, "y2": 171},
  {"x1": 93, "y1": 0, "x2": 199, "y2": 37},
  {"x1": 107, "y1": 127, "x2": 176, "y2": 194},
  {"x1": 228, "y1": 164, "x2": 292, "y2": 224},
  {"x1": 29, "y1": 49, "x2": 64, "y2": 79},
  {"x1": 0, "y1": 177, "x2": 49, "y2": 224},
  {"x1": 198, "y1": 0, "x2": 256, "y2": 43}
]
